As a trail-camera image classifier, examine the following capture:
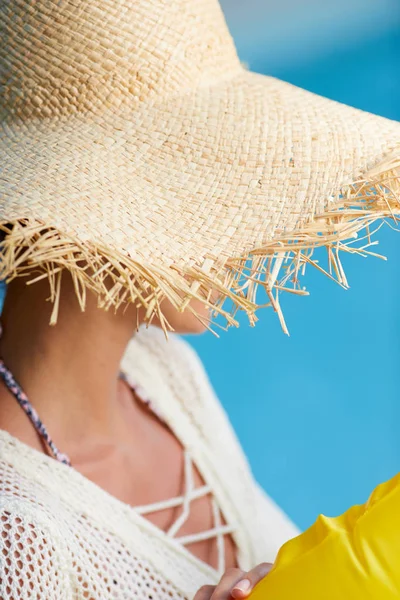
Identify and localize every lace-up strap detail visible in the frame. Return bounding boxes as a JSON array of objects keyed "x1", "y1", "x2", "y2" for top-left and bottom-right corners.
[{"x1": 134, "y1": 449, "x2": 236, "y2": 575}]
